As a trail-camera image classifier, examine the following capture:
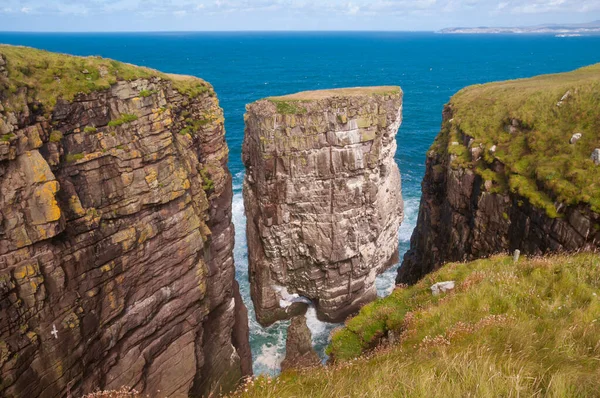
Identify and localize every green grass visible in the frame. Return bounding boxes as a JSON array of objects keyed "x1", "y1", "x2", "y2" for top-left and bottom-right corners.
[
  {"x1": 232, "y1": 253, "x2": 600, "y2": 397},
  {"x1": 83, "y1": 126, "x2": 97, "y2": 134},
  {"x1": 443, "y1": 64, "x2": 600, "y2": 216},
  {"x1": 0, "y1": 45, "x2": 214, "y2": 113},
  {"x1": 268, "y1": 99, "x2": 309, "y2": 115},
  {"x1": 107, "y1": 114, "x2": 138, "y2": 127}
]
